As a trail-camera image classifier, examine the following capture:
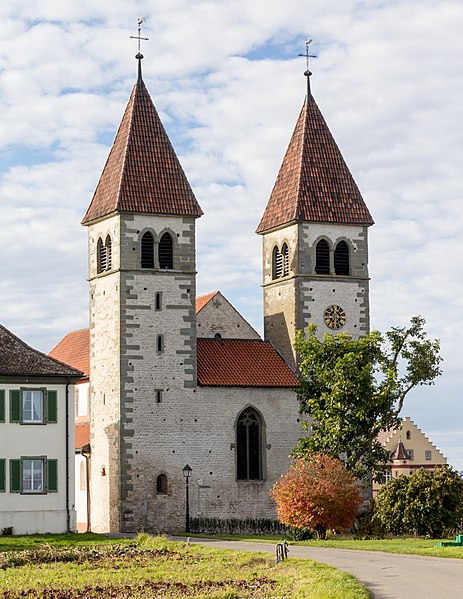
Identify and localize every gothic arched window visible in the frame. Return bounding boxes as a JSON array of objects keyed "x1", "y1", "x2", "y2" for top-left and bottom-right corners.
[
  {"x1": 272, "y1": 246, "x2": 282, "y2": 280},
  {"x1": 236, "y1": 407, "x2": 263, "y2": 480},
  {"x1": 281, "y1": 243, "x2": 289, "y2": 277},
  {"x1": 334, "y1": 241, "x2": 349, "y2": 275},
  {"x1": 105, "y1": 235, "x2": 112, "y2": 270},
  {"x1": 315, "y1": 239, "x2": 330, "y2": 274},
  {"x1": 97, "y1": 238, "x2": 107, "y2": 274},
  {"x1": 159, "y1": 232, "x2": 173, "y2": 269},
  {"x1": 141, "y1": 232, "x2": 155, "y2": 268},
  {"x1": 156, "y1": 474, "x2": 167, "y2": 495}
]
